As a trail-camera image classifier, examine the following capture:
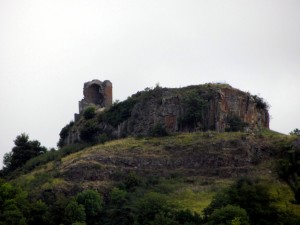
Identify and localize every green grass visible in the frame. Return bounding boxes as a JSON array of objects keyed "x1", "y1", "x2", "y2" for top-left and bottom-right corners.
[{"x1": 12, "y1": 130, "x2": 300, "y2": 215}]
